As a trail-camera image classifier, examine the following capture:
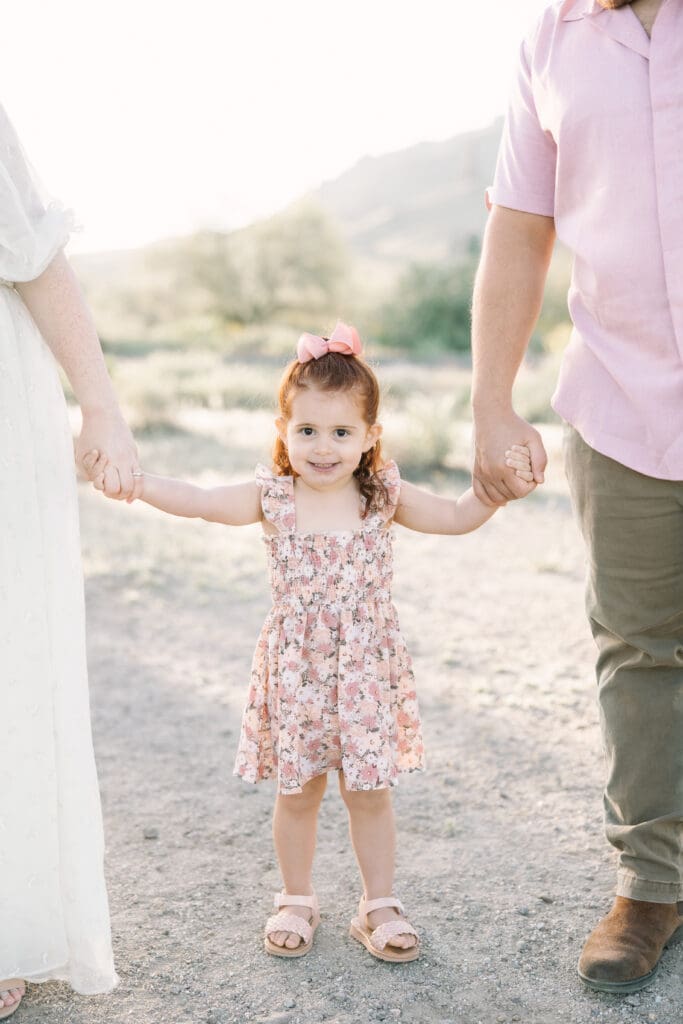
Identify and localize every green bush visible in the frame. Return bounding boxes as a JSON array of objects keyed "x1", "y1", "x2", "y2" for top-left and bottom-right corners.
[{"x1": 376, "y1": 246, "x2": 478, "y2": 354}]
